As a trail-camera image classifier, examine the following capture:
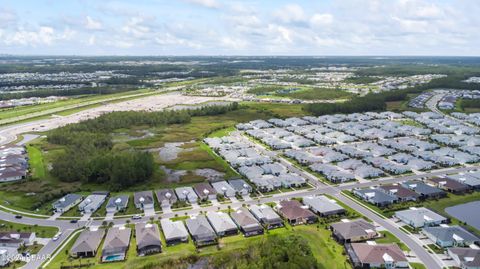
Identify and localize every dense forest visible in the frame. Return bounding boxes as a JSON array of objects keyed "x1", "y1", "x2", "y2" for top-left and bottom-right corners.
[
  {"x1": 460, "y1": 99, "x2": 480, "y2": 109},
  {"x1": 304, "y1": 89, "x2": 413, "y2": 115},
  {"x1": 48, "y1": 103, "x2": 239, "y2": 190}
]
